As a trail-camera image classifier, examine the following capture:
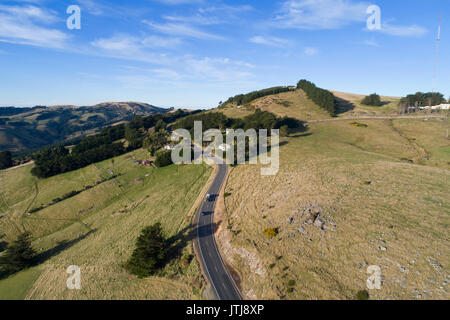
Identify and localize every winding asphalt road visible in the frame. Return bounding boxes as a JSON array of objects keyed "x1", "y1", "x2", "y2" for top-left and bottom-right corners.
[{"x1": 195, "y1": 162, "x2": 242, "y2": 300}]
